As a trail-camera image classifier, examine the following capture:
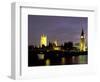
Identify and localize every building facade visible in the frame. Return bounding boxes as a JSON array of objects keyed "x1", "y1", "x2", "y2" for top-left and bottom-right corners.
[{"x1": 40, "y1": 34, "x2": 47, "y2": 47}]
